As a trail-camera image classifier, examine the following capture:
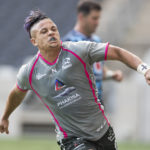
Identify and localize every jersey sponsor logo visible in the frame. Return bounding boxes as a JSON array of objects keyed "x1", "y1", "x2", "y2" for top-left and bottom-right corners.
[
  {"x1": 55, "y1": 87, "x2": 76, "y2": 97},
  {"x1": 62, "y1": 58, "x2": 72, "y2": 70},
  {"x1": 54, "y1": 79, "x2": 81, "y2": 109},
  {"x1": 55, "y1": 79, "x2": 65, "y2": 91},
  {"x1": 36, "y1": 73, "x2": 47, "y2": 80},
  {"x1": 57, "y1": 93, "x2": 81, "y2": 109},
  {"x1": 55, "y1": 79, "x2": 76, "y2": 96},
  {"x1": 52, "y1": 68, "x2": 57, "y2": 73}
]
